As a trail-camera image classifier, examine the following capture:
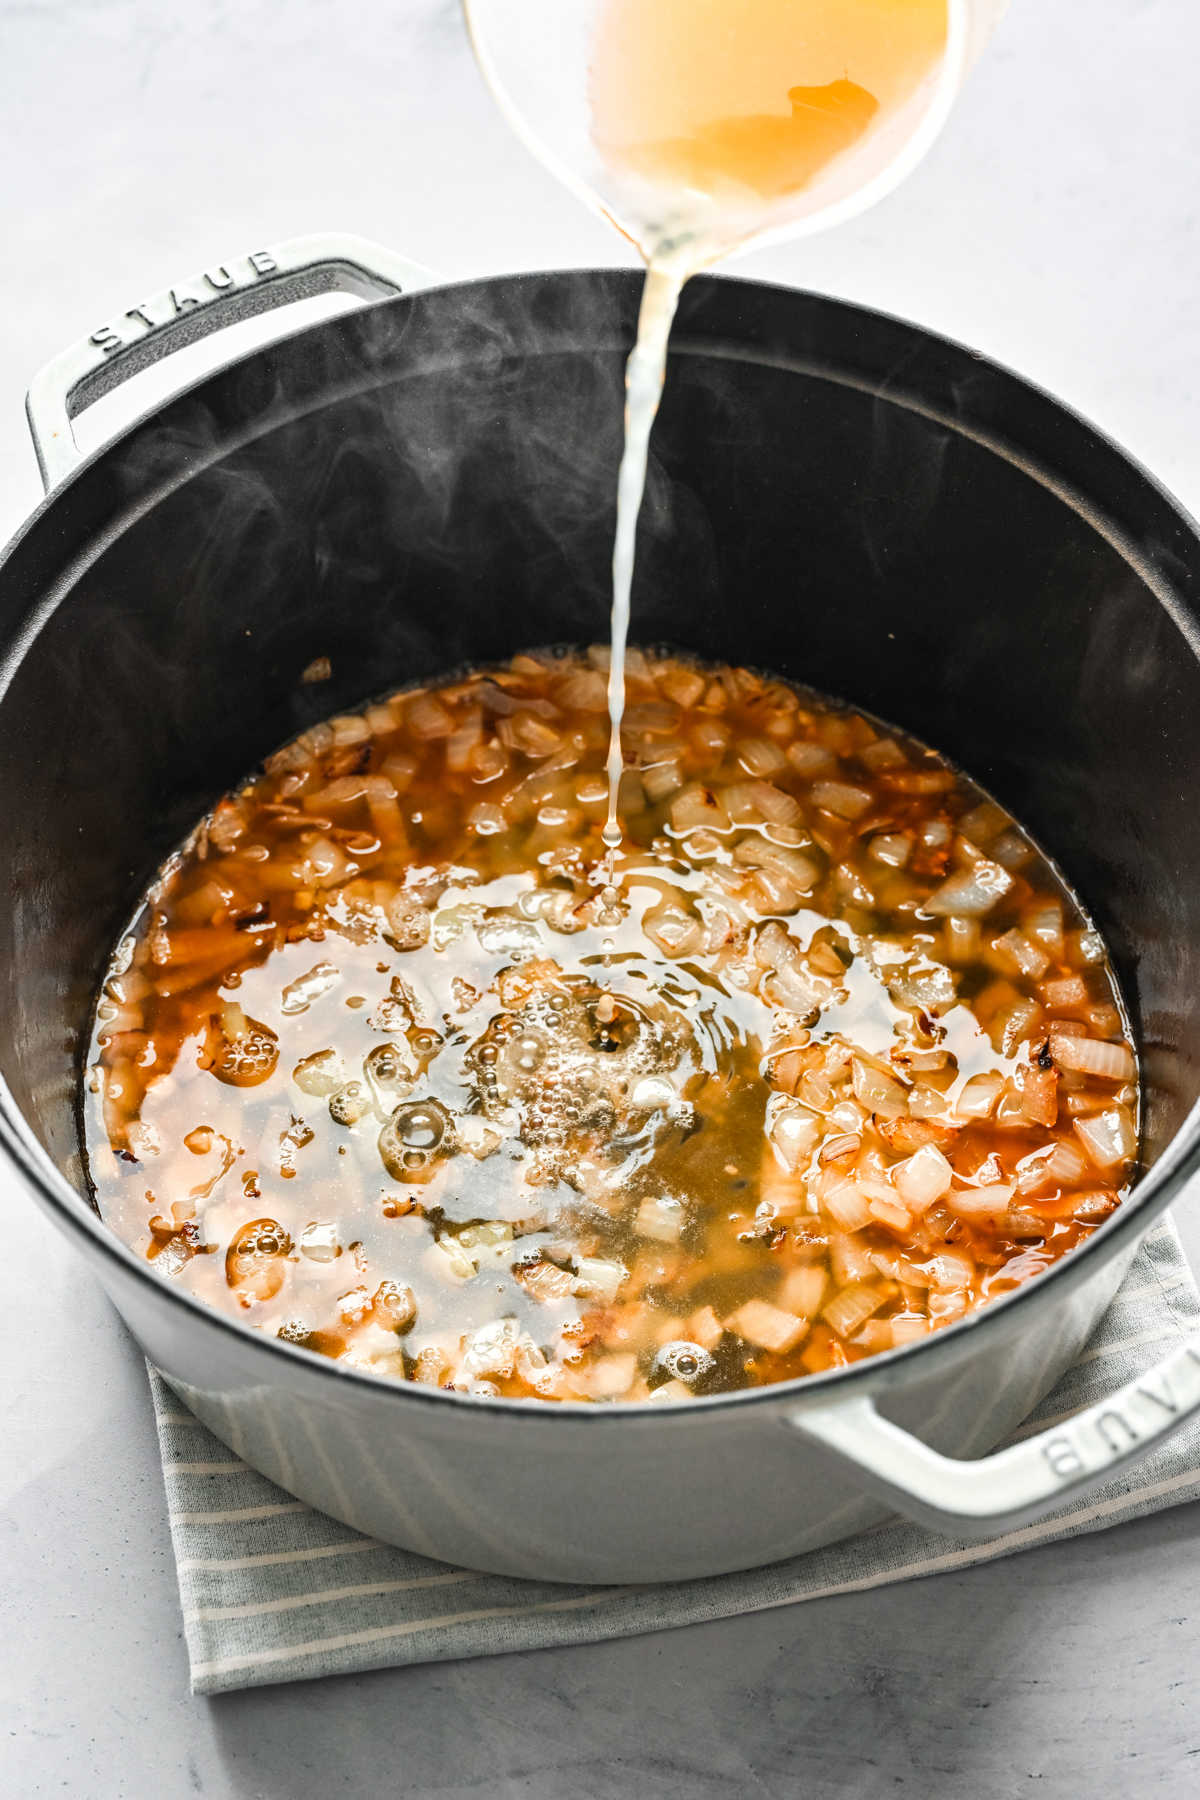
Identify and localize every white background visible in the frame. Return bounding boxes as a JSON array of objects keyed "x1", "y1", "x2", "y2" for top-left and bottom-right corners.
[{"x1": 3, "y1": 3, "x2": 1200, "y2": 1794}]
